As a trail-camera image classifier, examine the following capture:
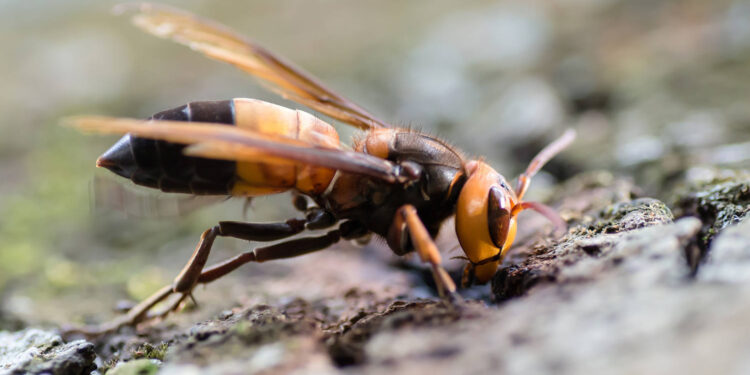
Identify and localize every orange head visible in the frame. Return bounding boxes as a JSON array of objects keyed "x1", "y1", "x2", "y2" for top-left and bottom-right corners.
[
  {"x1": 453, "y1": 129, "x2": 575, "y2": 286},
  {"x1": 455, "y1": 160, "x2": 519, "y2": 285}
]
